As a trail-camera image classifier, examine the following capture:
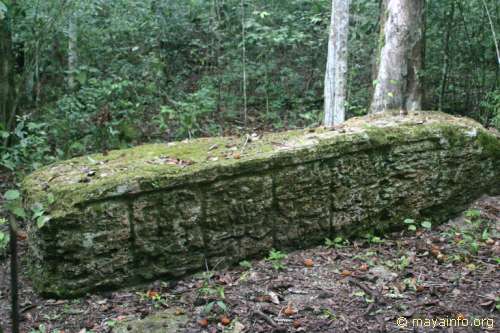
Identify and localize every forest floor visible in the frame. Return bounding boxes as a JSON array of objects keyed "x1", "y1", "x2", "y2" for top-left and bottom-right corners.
[{"x1": 0, "y1": 195, "x2": 499, "y2": 333}]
